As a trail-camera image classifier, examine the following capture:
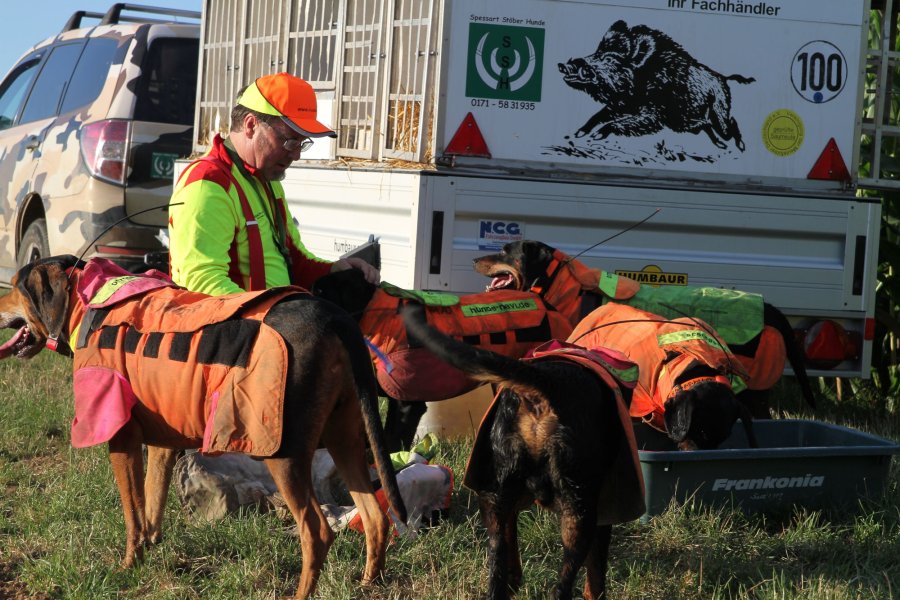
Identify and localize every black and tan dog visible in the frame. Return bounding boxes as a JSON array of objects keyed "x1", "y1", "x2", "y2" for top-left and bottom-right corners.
[
  {"x1": 0, "y1": 256, "x2": 406, "y2": 600},
  {"x1": 570, "y1": 302, "x2": 757, "y2": 450},
  {"x1": 312, "y1": 268, "x2": 573, "y2": 451},
  {"x1": 475, "y1": 239, "x2": 816, "y2": 418},
  {"x1": 400, "y1": 302, "x2": 644, "y2": 600}
]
